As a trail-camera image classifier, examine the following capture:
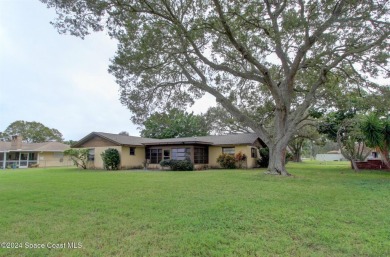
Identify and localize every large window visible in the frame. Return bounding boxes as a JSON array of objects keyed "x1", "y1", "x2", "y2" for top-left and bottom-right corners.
[
  {"x1": 171, "y1": 148, "x2": 191, "y2": 160},
  {"x1": 222, "y1": 147, "x2": 235, "y2": 155},
  {"x1": 146, "y1": 148, "x2": 162, "y2": 164},
  {"x1": 194, "y1": 147, "x2": 208, "y2": 164}
]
